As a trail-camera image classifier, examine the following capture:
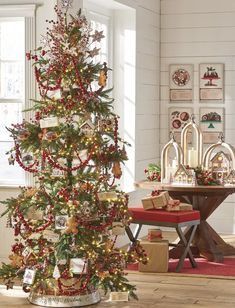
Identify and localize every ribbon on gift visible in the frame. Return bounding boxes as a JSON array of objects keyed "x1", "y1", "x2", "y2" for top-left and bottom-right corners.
[
  {"x1": 151, "y1": 189, "x2": 160, "y2": 197},
  {"x1": 167, "y1": 199, "x2": 180, "y2": 207}
]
